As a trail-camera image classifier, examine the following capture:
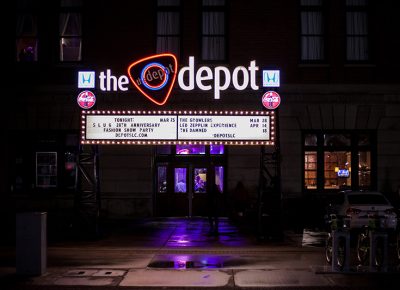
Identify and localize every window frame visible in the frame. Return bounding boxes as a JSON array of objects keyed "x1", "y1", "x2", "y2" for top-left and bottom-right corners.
[
  {"x1": 155, "y1": 0, "x2": 182, "y2": 59},
  {"x1": 200, "y1": 0, "x2": 228, "y2": 63},
  {"x1": 302, "y1": 130, "x2": 376, "y2": 193},
  {"x1": 299, "y1": 0, "x2": 328, "y2": 63},
  {"x1": 345, "y1": 0, "x2": 371, "y2": 63},
  {"x1": 59, "y1": 1, "x2": 83, "y2": 63},
  {"x1": 16, "y1": 2, "x2": 39, "y2": 63}
]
